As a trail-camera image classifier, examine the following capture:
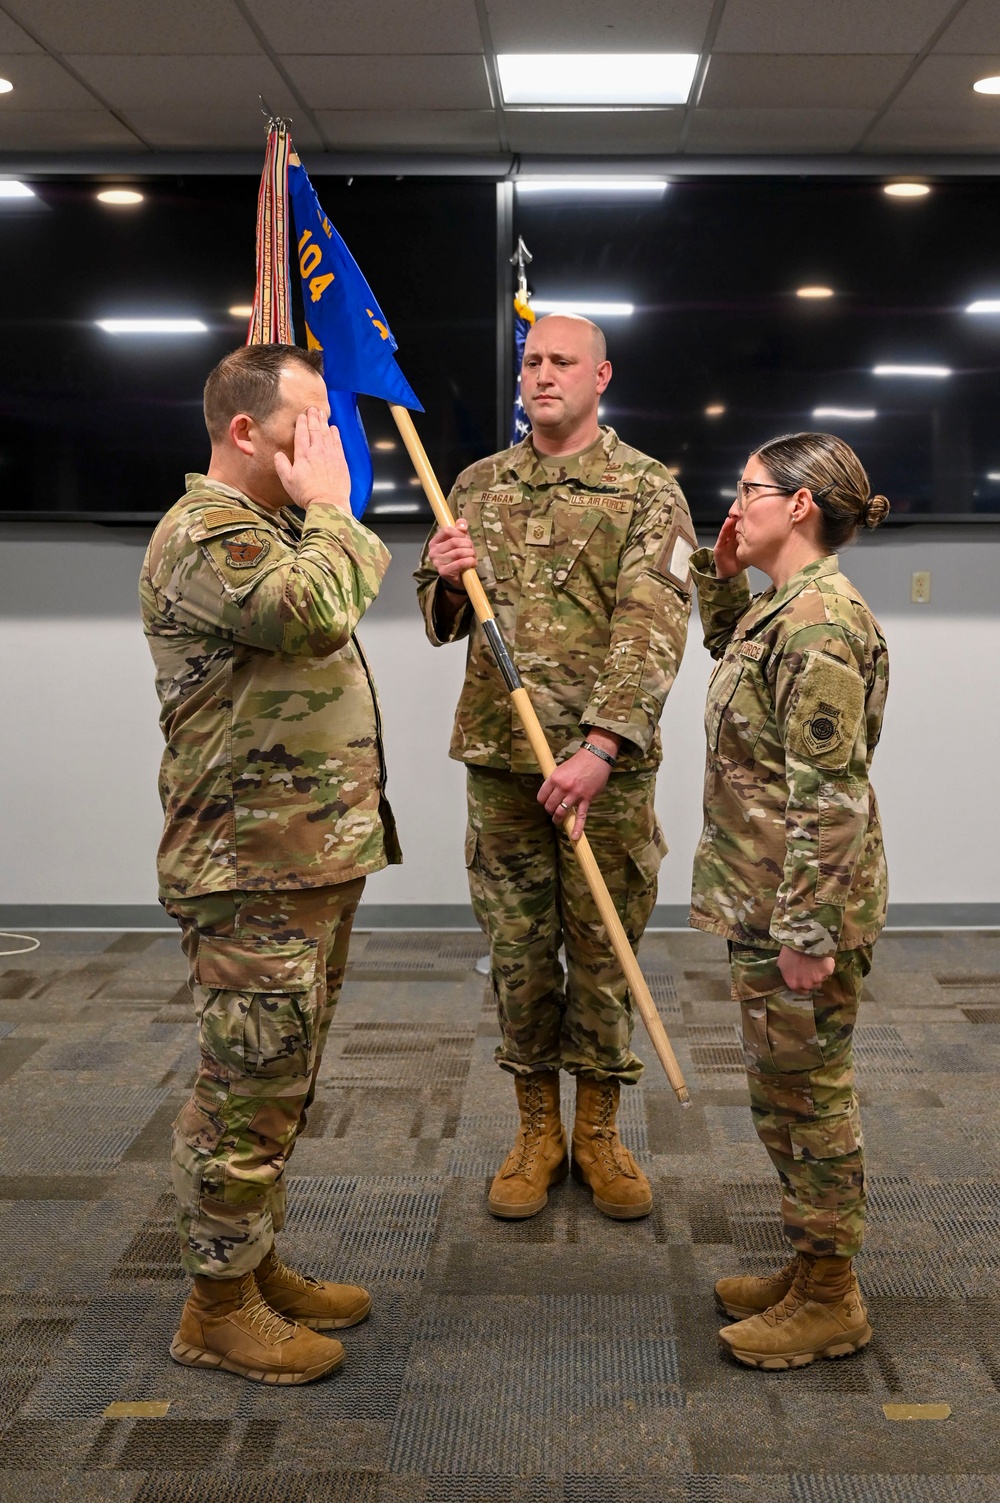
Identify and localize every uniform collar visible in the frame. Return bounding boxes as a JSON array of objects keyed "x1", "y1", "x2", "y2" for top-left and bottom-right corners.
[
  {"x1": 507, "y1": 426, "x2": 619, "y2": 488},
  {"x1": 737, "y1": 553, "x2": 840, "y2": 638}
]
